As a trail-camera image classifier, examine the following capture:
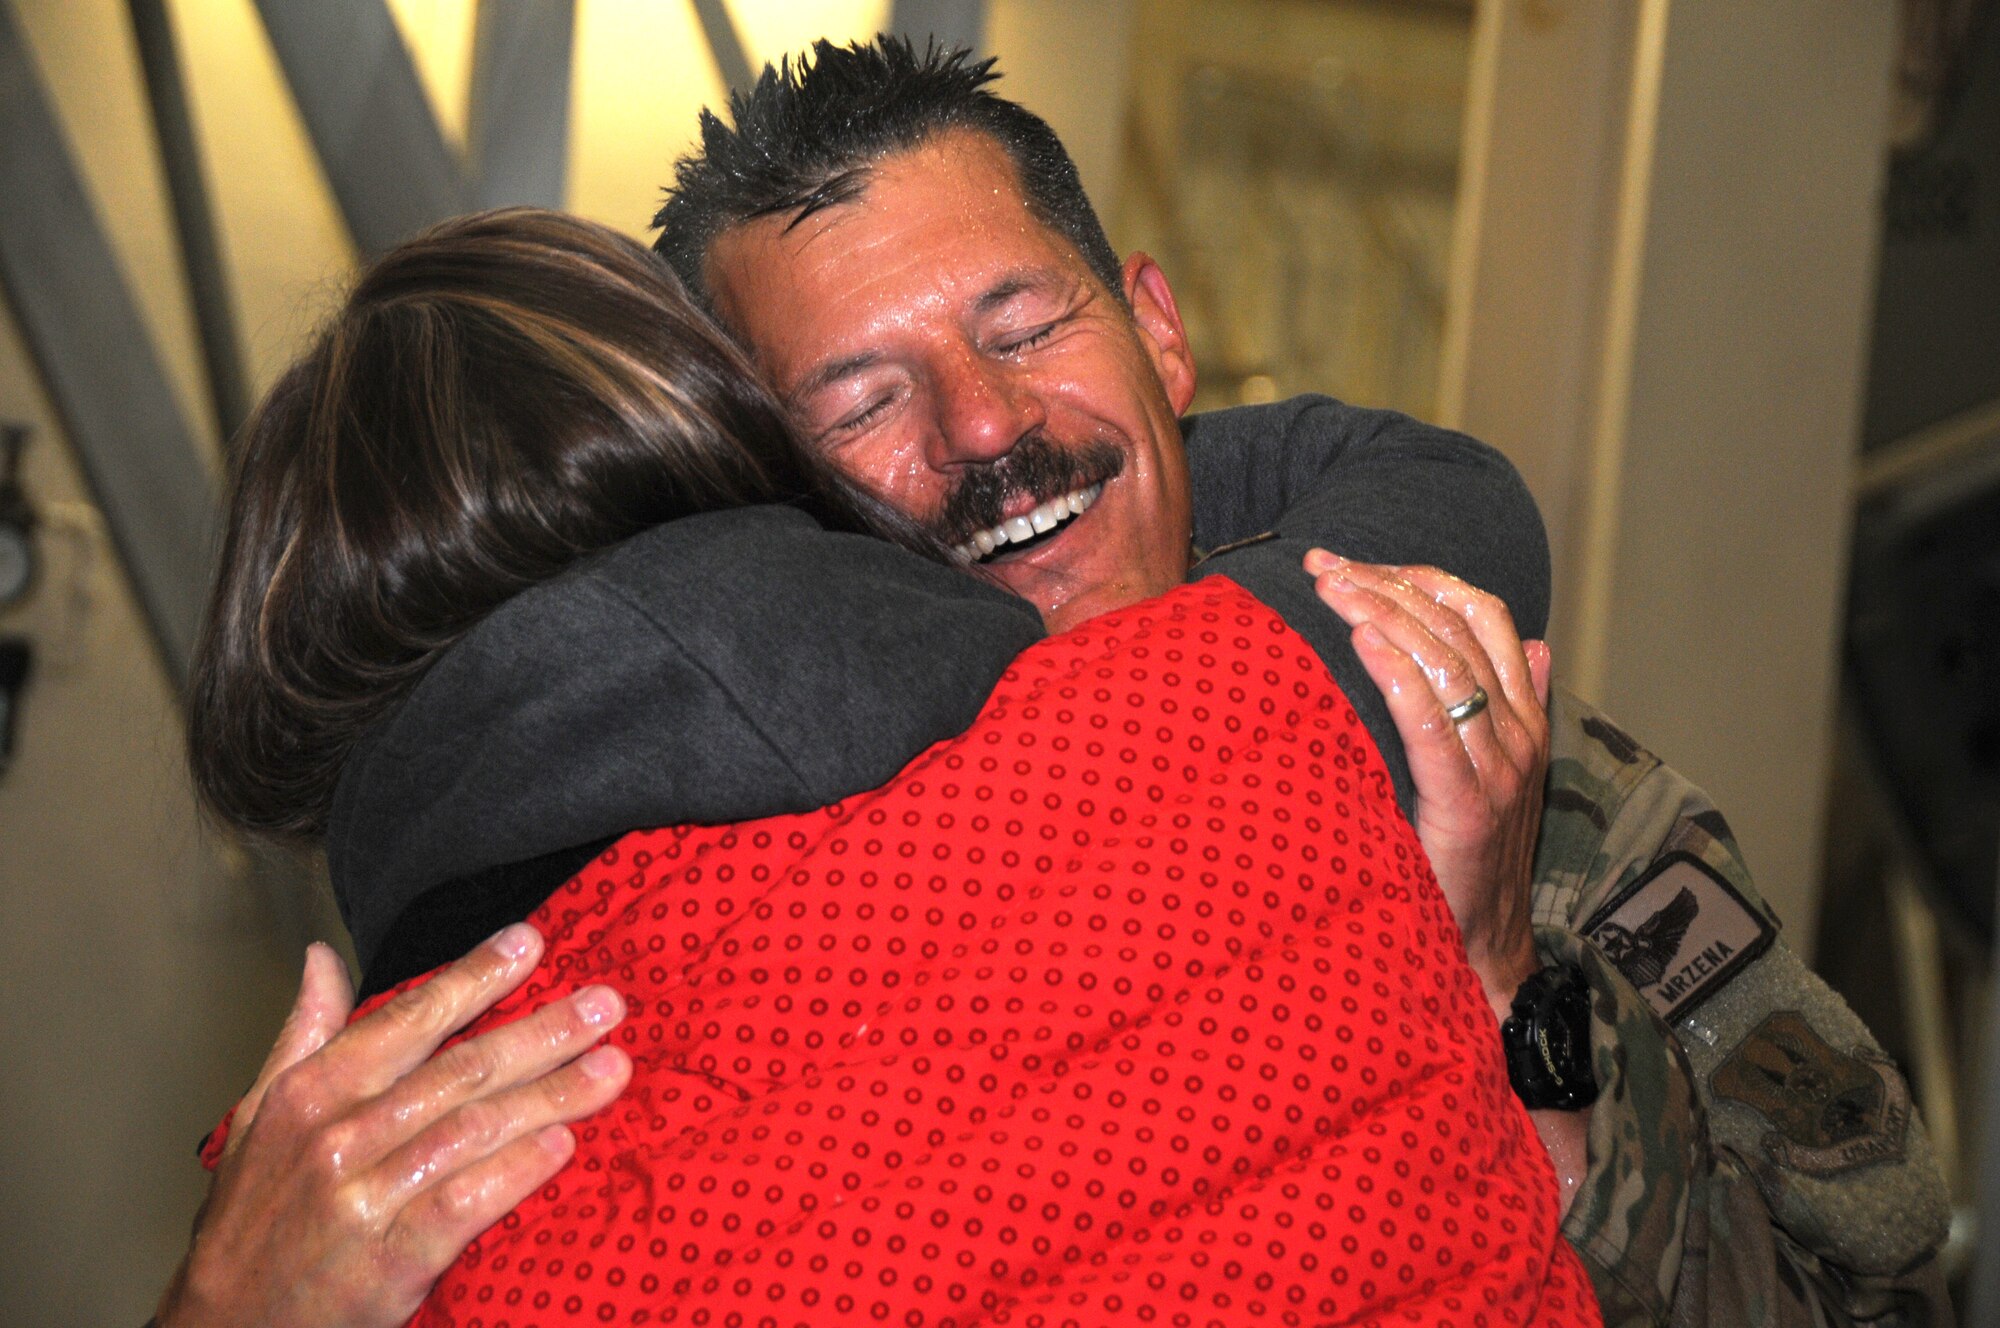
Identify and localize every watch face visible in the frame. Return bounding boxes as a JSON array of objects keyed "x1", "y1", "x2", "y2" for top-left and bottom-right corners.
[
  {"x1": 1505, "y1": 967, "x2": 1599, "y2": 1110},
  {"x1": 0, "y1": 526, "x2": 31, "y2": 606},
  {"x1": 1546, "y1": 981, "x2": 1592, "y2": 1079}
]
